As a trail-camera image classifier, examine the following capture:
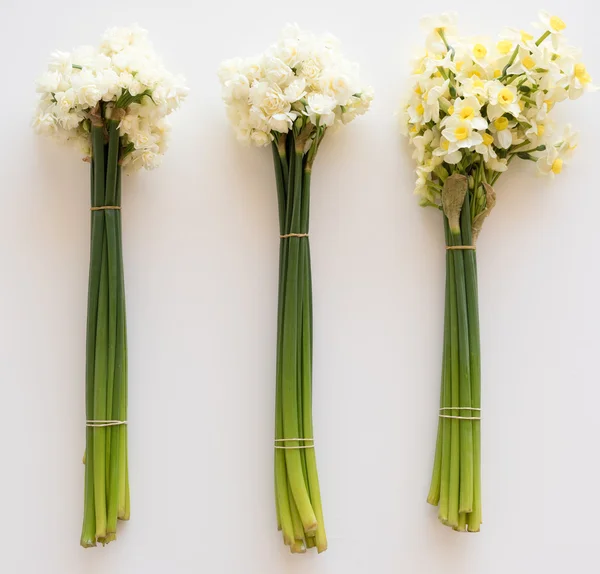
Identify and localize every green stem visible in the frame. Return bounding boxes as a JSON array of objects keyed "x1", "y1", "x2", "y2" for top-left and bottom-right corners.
[
  {"x1": 461, "y1": 194, "x2": 482, "y2": 532},
  {"x1": 428, "y1": 233, "x2": 451, "y2": 510},
  {"x1": 105, "y1": 122, "x2": 122, "y2": 540},
  {"x1": 272, "y1": 145, "x2": 294, "y2": 546},
  {"x1": 281, "y1": 146, "x2": 317, "y2": 532},
  {"x1": 446, "y1": 216, "x2": 460, "y2": 527},
  {"x1": 81, "y1": 133, "x2": 103, "y2": 548},
  {"x1": 535, "y1": 30, "x2": 551, "y2": 46},
  {"x1": 501, "y1": 49, "x2": 519, "y2": 77},
  {"x1": 449, "y1": 219, "x2": 474, "y2": 514},
  {"x1": 115, "y1": 166, "x2": 130, "y2": 521},
  {"x1": 300, "y1": 166, "x2": 326, "y2": 552},
  {"x1": 93, "y1": 232, "x2": 109, "y2": 540},
  {"x1": 89, "y1": 124, "x2": 108, "y2": 542},
  {"x1": 287, "y1": 479, "x2": 306, "y2": 546}
]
